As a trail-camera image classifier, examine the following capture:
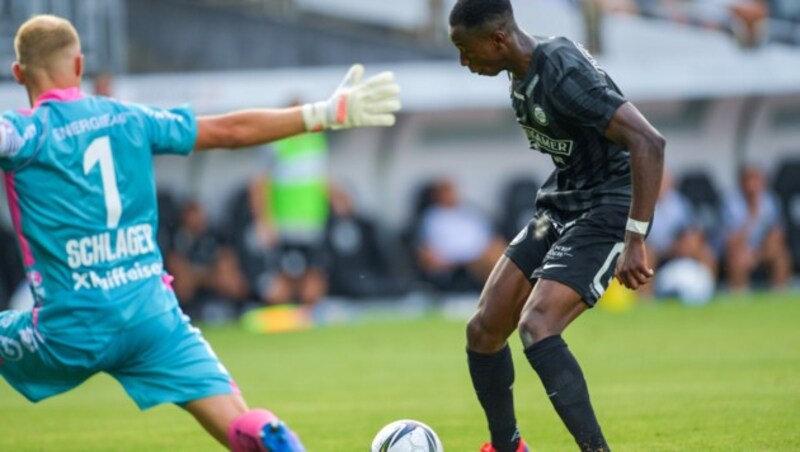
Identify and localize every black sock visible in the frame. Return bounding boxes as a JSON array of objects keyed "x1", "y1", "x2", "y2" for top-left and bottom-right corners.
[
  {"x1": 467, "y1": 345, "x2": 520, "y2": 452},
  {"x1": 524, "y1": 335, "x2": 609, "y2": 452}
]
